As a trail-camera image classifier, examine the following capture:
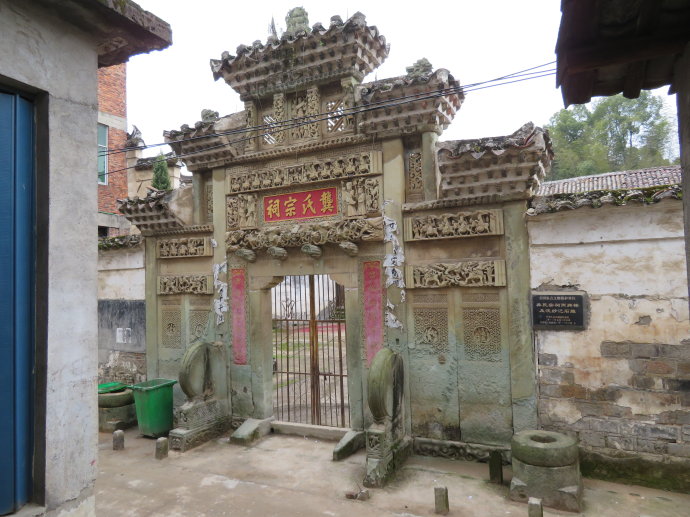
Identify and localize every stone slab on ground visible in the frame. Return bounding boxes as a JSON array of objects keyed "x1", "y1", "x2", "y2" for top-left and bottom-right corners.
[
  {"x1": 96, "y1": 429, "x2": 690, "y2": 517},
  {"x1": 230, "y1": 417, "x2": 273, "y2": 446}
]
